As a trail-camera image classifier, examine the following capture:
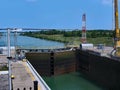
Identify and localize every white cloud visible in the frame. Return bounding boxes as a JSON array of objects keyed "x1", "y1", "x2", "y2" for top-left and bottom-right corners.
[
  {"x1": 102, "y1": 0, "x2": 120, "y2": 5},
  {"x1": 26, "y1": 0, "x2": 37, "y2": 2},
  {"x1": 102, "y1": 0, "x2": 112, "y2": 5}
]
